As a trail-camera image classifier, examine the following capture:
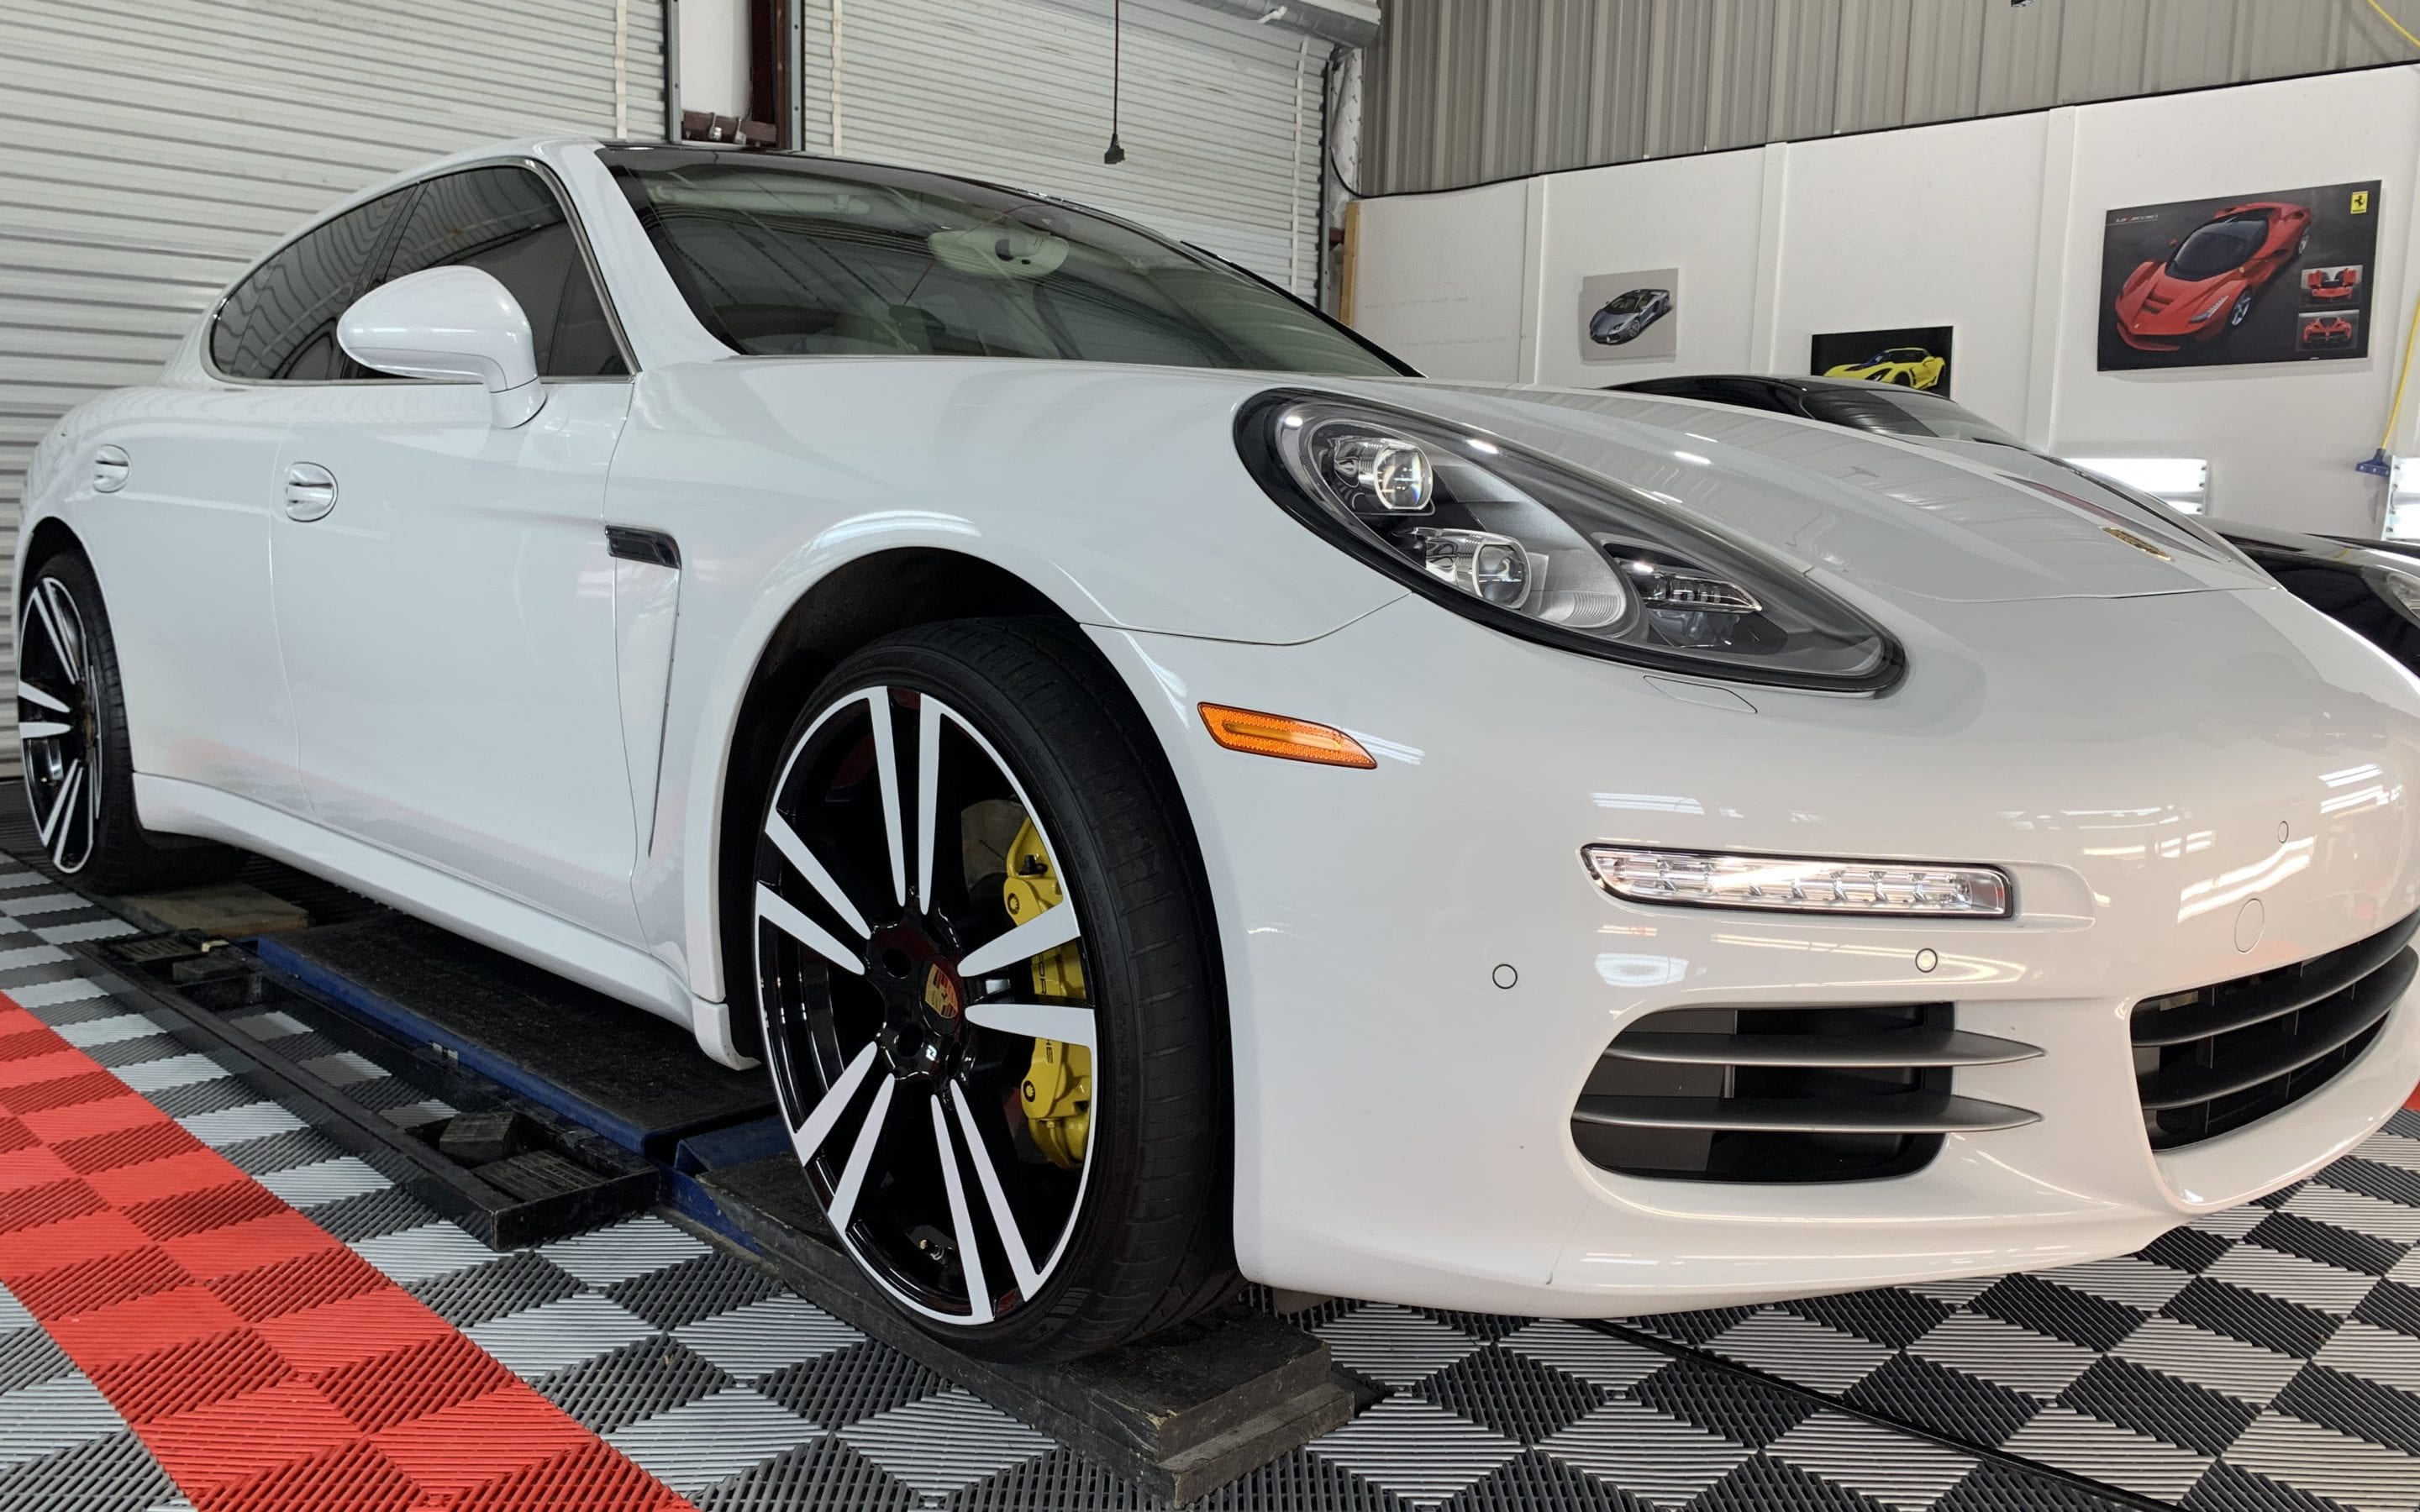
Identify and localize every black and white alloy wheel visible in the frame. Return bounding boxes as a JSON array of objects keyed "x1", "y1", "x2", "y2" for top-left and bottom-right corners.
[
  {"x1": 15, "y1": 551, "x2": 240, "y2": 891},
  {"x1": 18, "y1": 574, "x2": 99, "y2": 873},
  {"x1": 750, "y1": 620, "x2": 1233, "y2": 1360}
]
